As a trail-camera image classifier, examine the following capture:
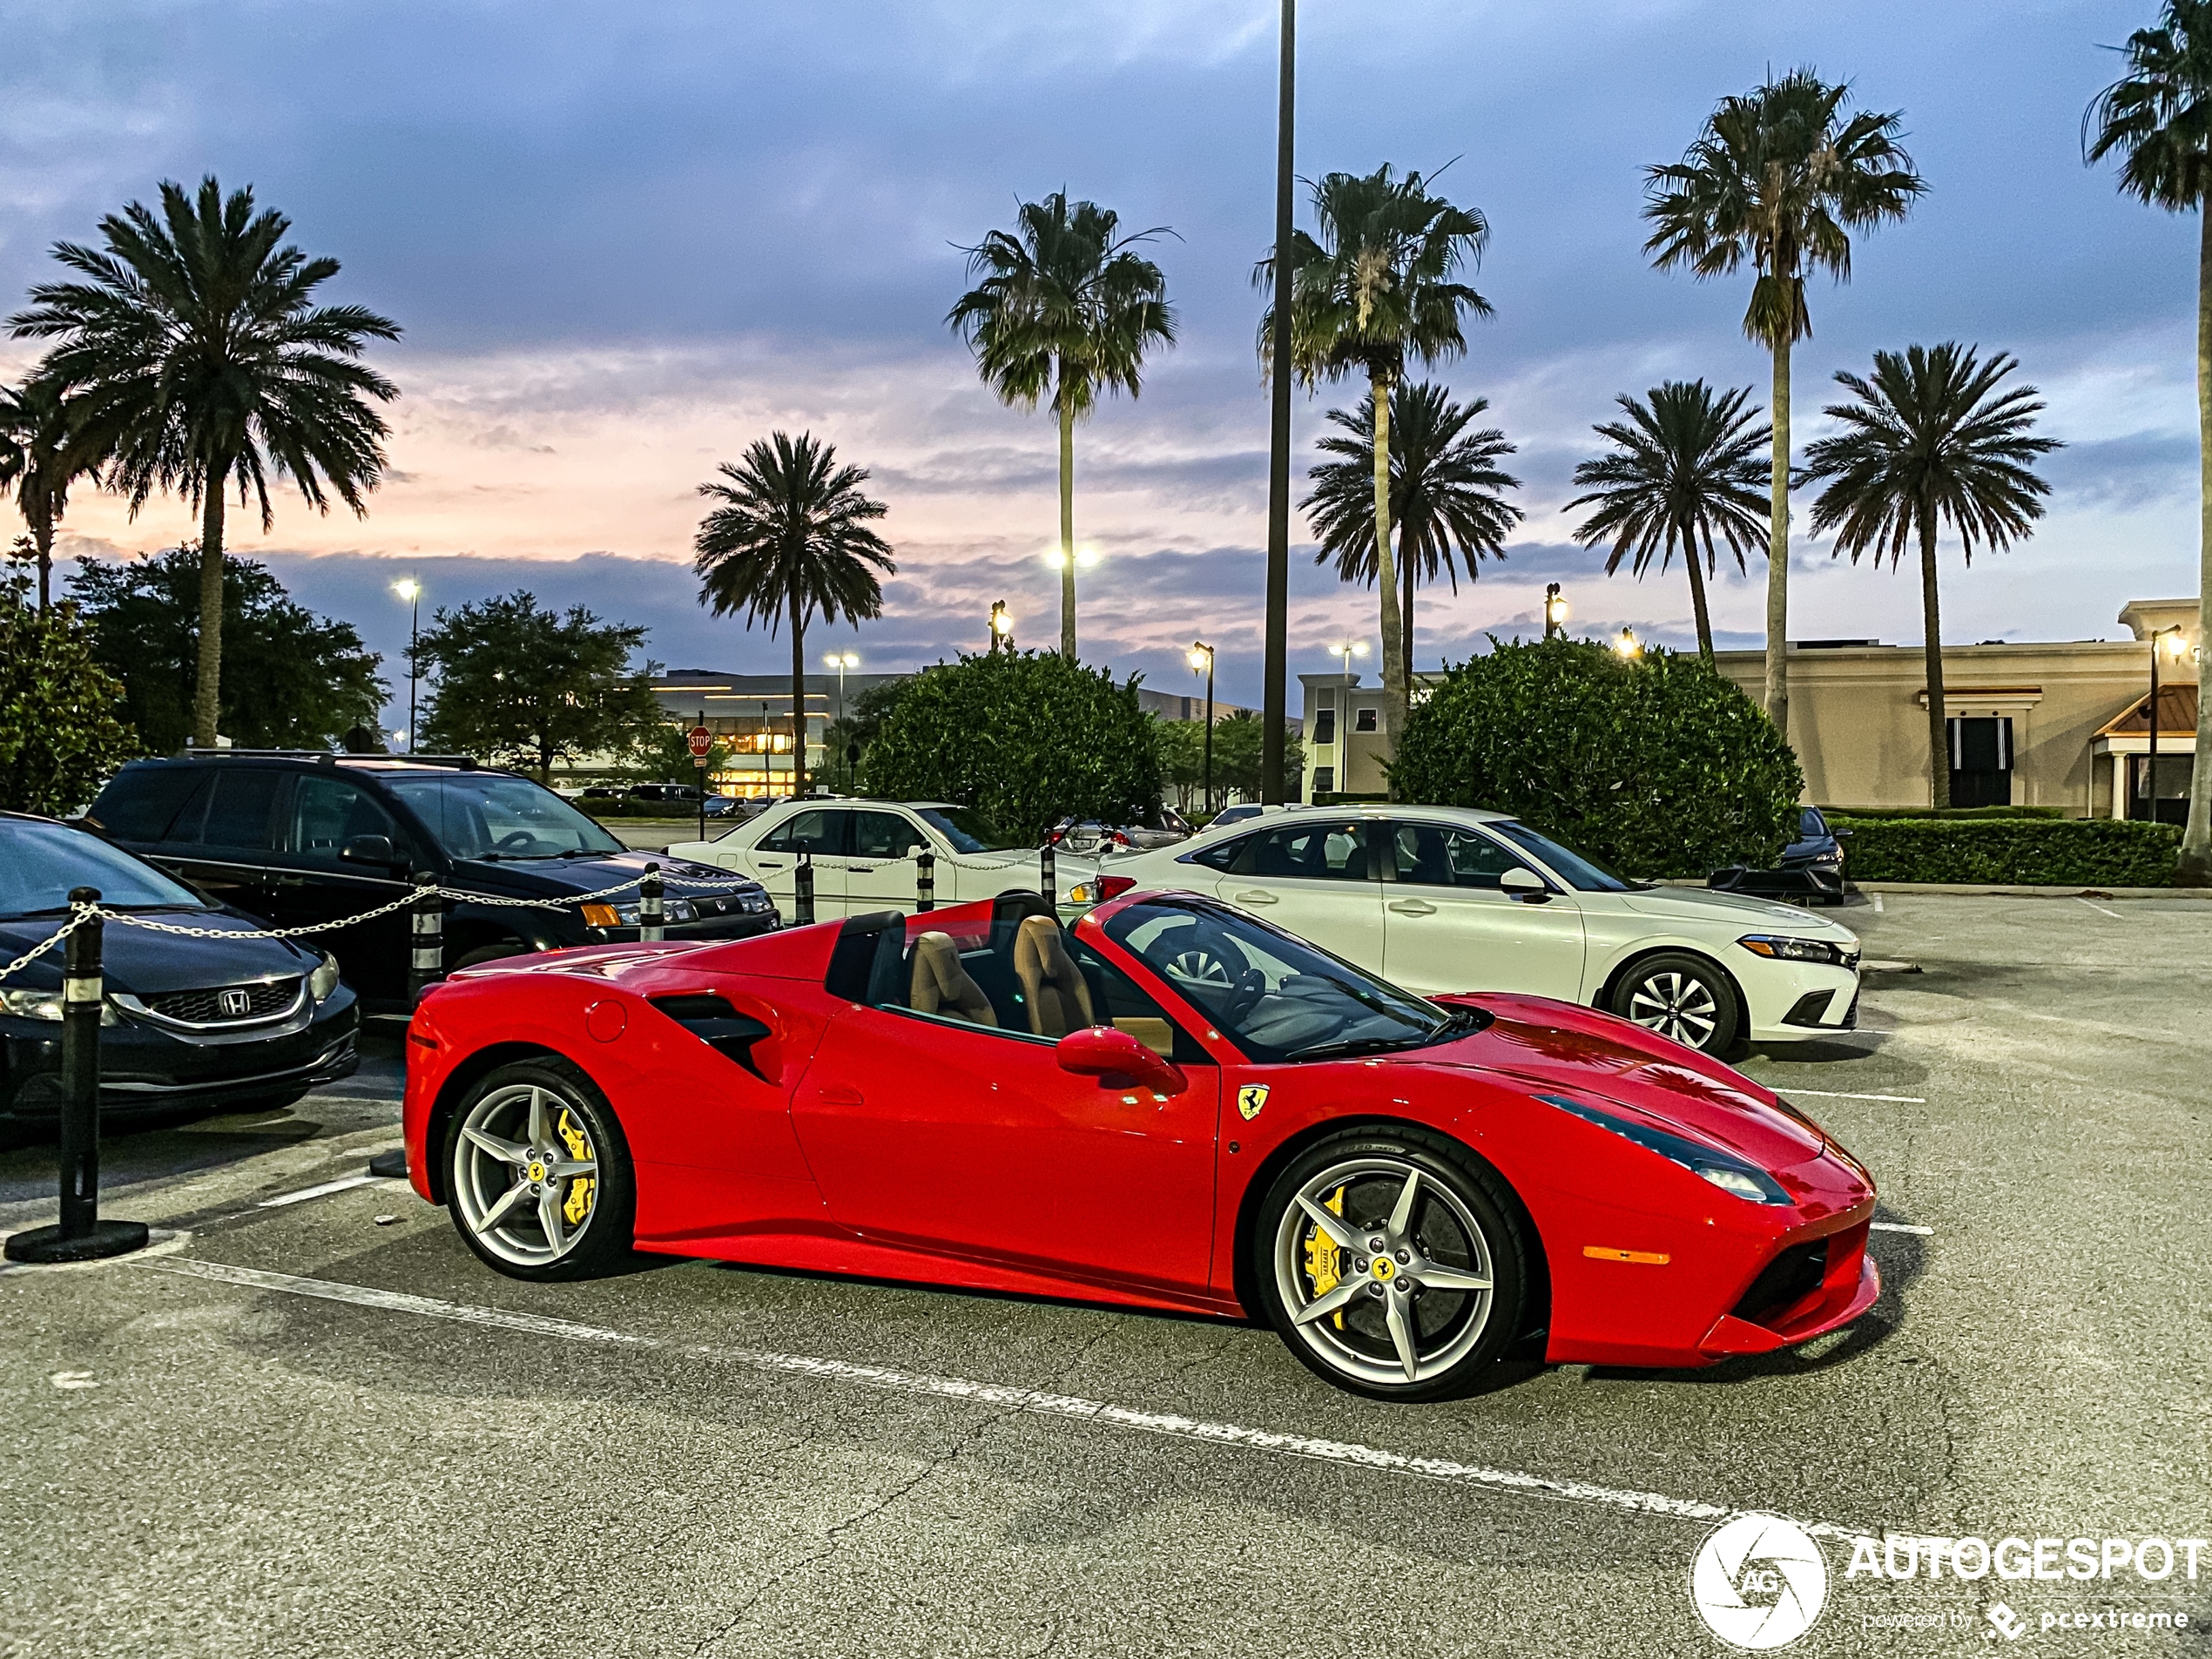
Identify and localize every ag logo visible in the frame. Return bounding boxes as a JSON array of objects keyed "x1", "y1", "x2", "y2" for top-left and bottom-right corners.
[
  {"x1": 1689, "y1": 1513, "x2": 1828, "y2": 1649},
  {"x1": 1236, "y1": 1084, "x2": 1269, "y2": 1121}
]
